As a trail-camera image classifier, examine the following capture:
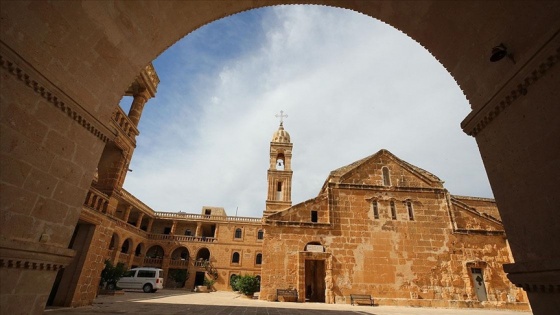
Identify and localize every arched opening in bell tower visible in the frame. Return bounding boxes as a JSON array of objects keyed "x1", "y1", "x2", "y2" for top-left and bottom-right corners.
[{"x1": 276, "y1": 153, "x2": 285, "y2": 171}]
